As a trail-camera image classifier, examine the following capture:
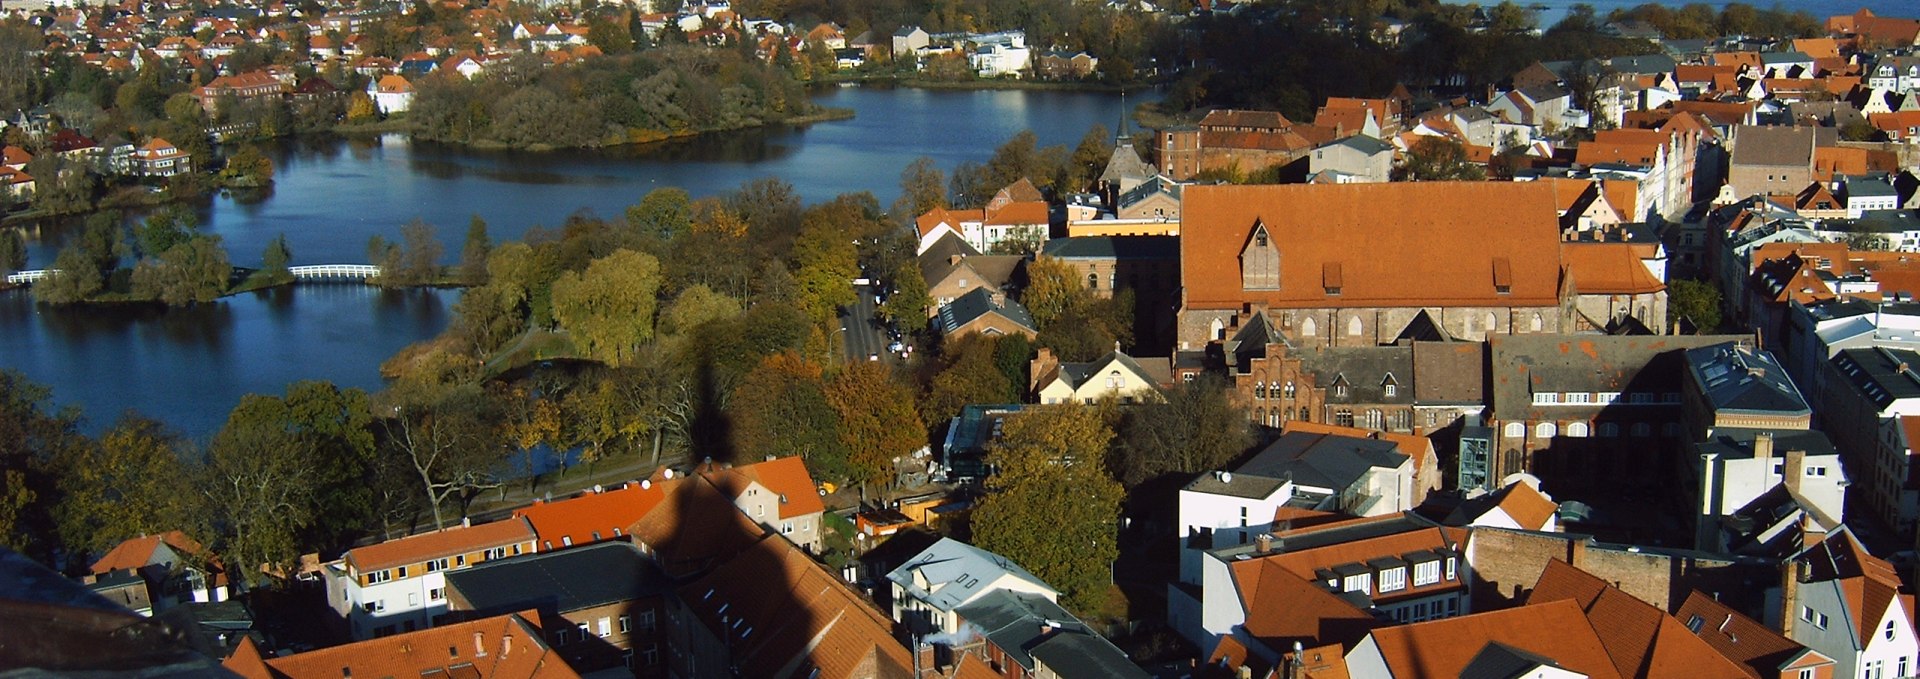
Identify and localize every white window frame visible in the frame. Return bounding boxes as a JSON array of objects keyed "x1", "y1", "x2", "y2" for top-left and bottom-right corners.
[
  {"x1": 619, "y1": 615, "x2": 631, "y2": 633},
  {"x1": 1378, "y1": 567, "x2": 1407, "y2": 593},
  {"x1": 1414, "y1": 561, "x2": 1440, "y2": 586},
  {"x1": 1532, "y1": 392, "x2": 1558, "y2": 405}
]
